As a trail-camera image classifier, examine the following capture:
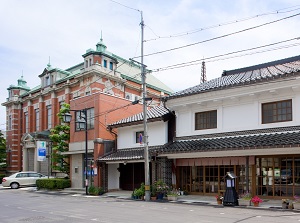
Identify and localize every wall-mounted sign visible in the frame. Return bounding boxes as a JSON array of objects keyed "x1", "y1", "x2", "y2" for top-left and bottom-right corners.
[{"x1": 37, "y1": 141, "x2": 46, "y2": 161}]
